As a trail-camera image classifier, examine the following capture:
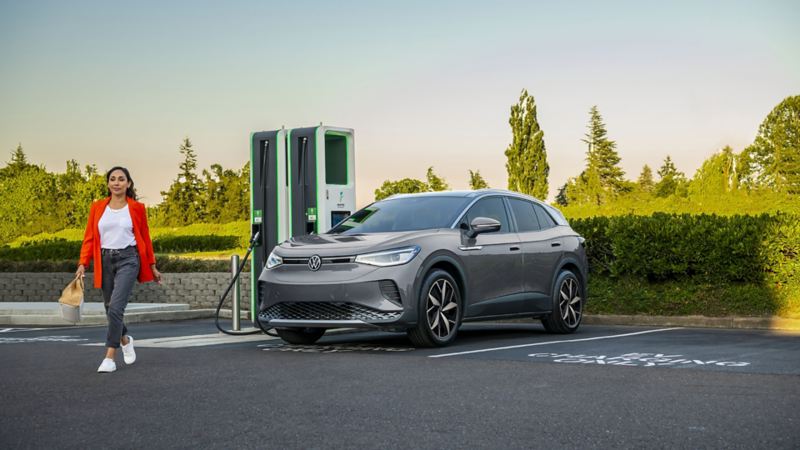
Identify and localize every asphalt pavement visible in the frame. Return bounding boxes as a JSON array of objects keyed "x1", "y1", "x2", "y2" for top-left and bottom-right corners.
[{"x1": 1, "y1": 320, "x2": 798, "y2": 449}]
